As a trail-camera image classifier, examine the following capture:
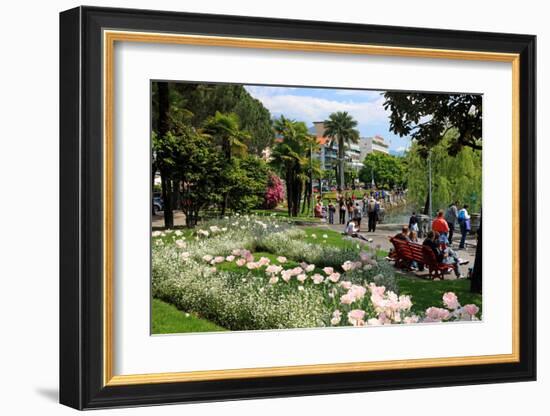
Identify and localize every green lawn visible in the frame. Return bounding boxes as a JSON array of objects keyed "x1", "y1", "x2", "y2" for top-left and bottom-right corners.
[
  {"x1": 152, "y1": 298, "x2": 226, "y2": 334},
  {"x1": 397, "y1": 277, "x2": 482, "y2": 315}
]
